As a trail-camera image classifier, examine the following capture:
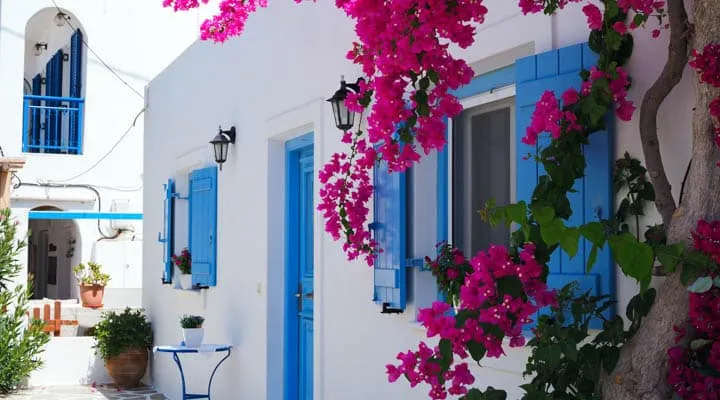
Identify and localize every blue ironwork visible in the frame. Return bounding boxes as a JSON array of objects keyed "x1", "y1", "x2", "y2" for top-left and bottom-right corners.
[
  {"x1": 28, "y1": 211, "x2": 142, "y2": 220},
  {"x1": 22, "y1": 95, "x2": 85, "y2": 154},
  {"x1": 155, "y1": 345, "x2": 232, "y2": 400}
]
